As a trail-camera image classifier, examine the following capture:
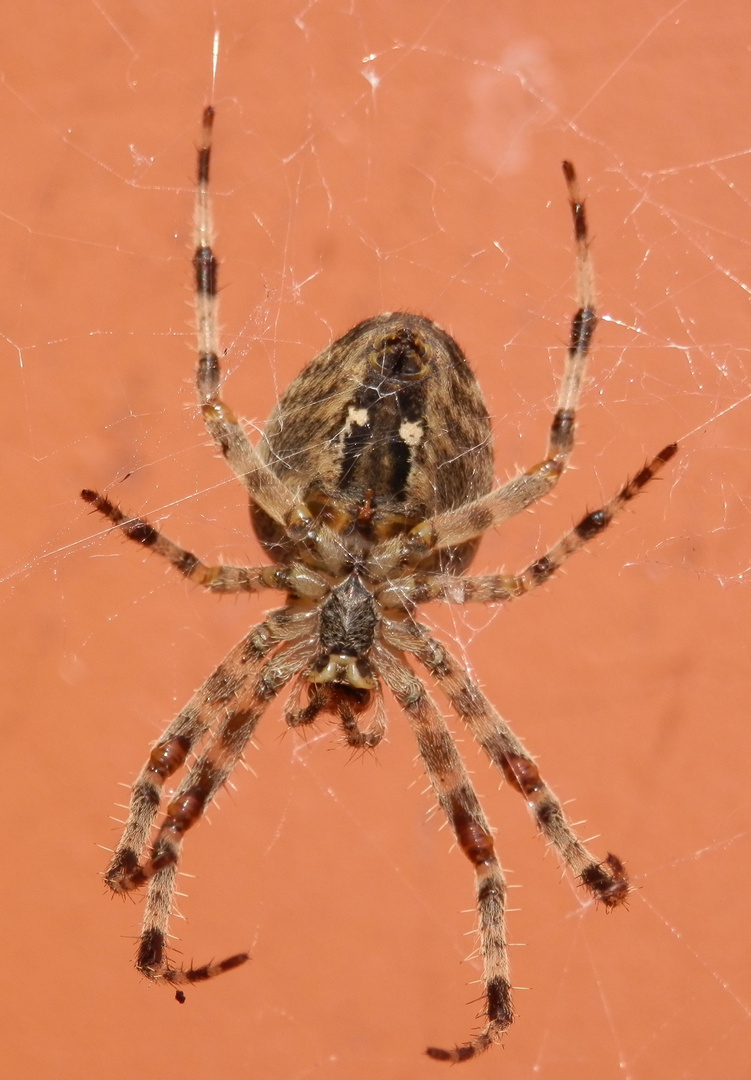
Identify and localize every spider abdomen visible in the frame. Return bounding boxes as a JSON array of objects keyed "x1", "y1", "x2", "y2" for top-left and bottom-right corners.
[{"x1": 251, "y1": 312, "x2": 493, "y2": 570}]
